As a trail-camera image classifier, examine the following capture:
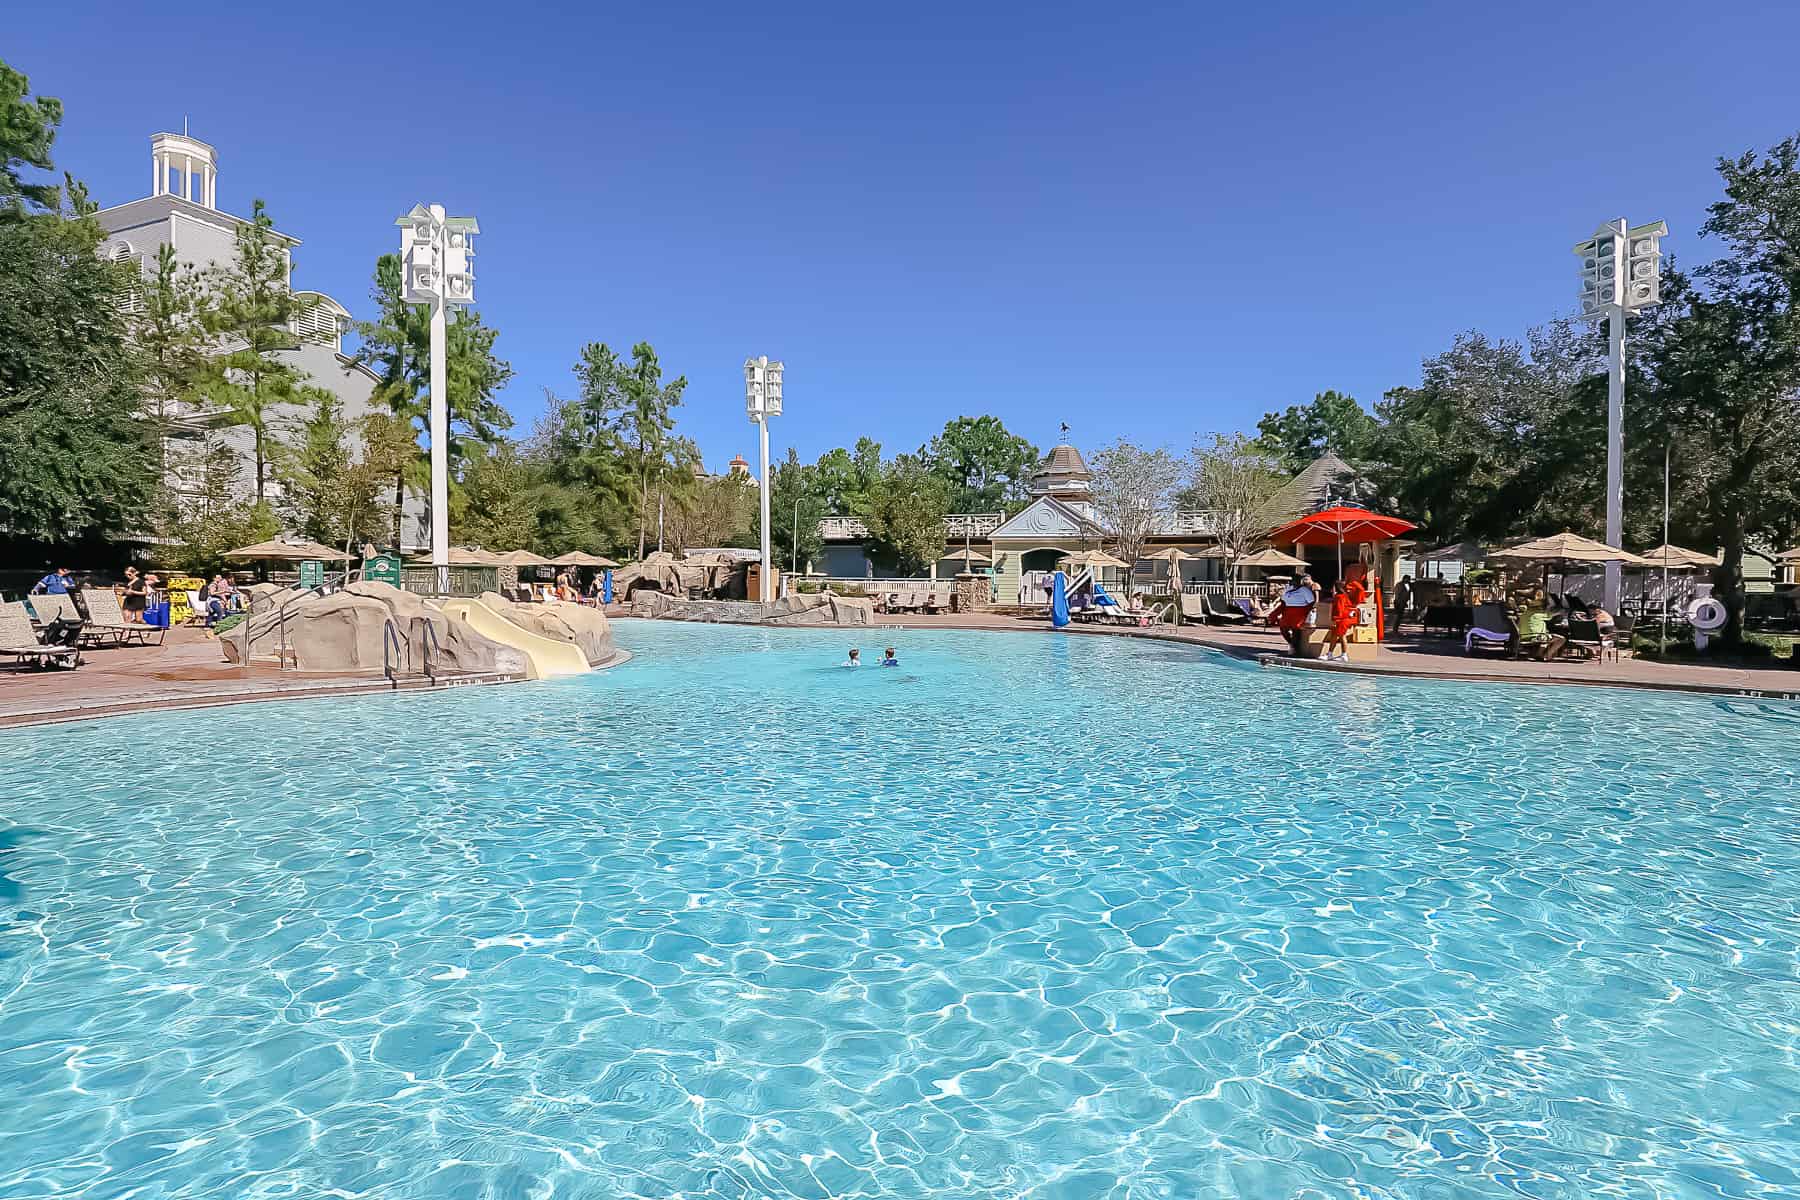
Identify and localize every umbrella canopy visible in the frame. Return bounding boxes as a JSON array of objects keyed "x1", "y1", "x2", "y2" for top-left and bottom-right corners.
[
  {"x1": 1142, "y1": 547, "x2": 1196, "y2": 564},
  {"x1": 1270, "y1": 506, "x2": 1417, "y2": 547},
  {"x1": 492, "y1": 549, "x2": 553, "y2": 567},
  {"x1": 1638, "y1": 544, "x2": 1720, "y2": 570},
  {"x1": 940, "y1": 547, "x2": 993, "y2": 565},
  {"x1": 1061, "y1": 550, "x2": 1132, "y2": 570},
  {"x1": 1776, "y1": 546, "x2": 1800, "y2": 561},
  {"x1": 550, "y1": 550, "x2": 620, "y2": 568},
  {"x1": 1235, "y1": 547, "x2": 1310, "y2": 570},
  {"x1": 1488, "y1": 532, "x2": 1652, "y2": 566},
  {"x1": 1411, "y1": 540, "x2": 1490, "y2": 565},
  {"x1": 406, "y1": 546, "x2": 503, "y2": 566},
  {"x1": 225, "y1": 538, "x2": 353, "y2": 562}
]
